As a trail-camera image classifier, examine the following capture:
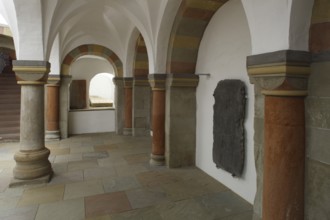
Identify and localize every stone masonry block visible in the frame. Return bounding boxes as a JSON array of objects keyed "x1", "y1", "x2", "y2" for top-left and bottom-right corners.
[
  {"x1": 305, "y1": 159, "x2": 330, "y2": 219},
  {"x1": 309, "y1": 62, "x2": 330, "y2": 97},
  {"x1": 306, "y1": 126, "x2": 330, "y2": 165},
  {"x1": 306, "y1": 97, "x2": 330, "y2": 129}
]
